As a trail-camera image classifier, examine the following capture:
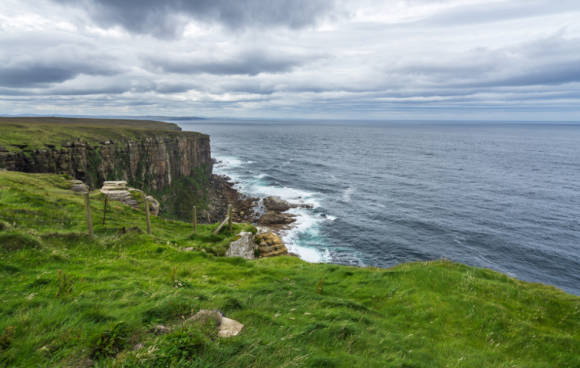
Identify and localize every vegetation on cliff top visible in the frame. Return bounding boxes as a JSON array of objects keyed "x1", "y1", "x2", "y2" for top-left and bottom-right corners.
[
  {"x1": 0, "y1": 171, "x2": 579, "y2": 367},
  {"x1": 0, "y1": 117, "x2": 200, "y2": 151}
]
